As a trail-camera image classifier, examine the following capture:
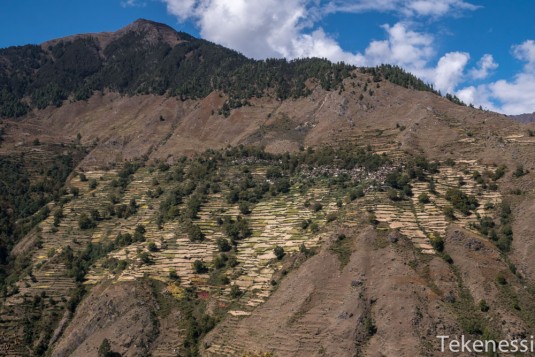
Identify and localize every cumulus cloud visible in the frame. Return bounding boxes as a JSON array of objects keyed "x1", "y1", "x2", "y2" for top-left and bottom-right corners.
[
  {"x1": 360, "y1": 23, "x2": 434, "y2": 68},
  {"x1": 456, "y1": 41, "x2": 535, "y2": 114},
  {"x1": 469, "y1": 54, "x2": 498, "y2": 80},
  {"x1": 431, "y1": 52, "x2": 470, "y2": 93},
  {"x1": 512, "y1": 40, "x2": 535, "y2": 71},
  {"x1": 161, "y1": 0, "x2": 476, "y2": 61}
]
